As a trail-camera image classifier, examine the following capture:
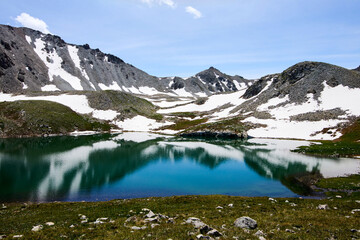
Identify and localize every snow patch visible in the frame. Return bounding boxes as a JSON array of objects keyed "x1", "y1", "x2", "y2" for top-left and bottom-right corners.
[
  {"x1": 158, "y1": 89, "x2": 247, "y2": 114},
  {"x1": 41, "y1": 84, "x2": 60, "y2": 91},
  {"x1": 67, "y1": 45, "x2": 91, "y2": 82},
  {"x1": 139, "y1": 86, "x2": 162, "y2": 95},
  {"x1": 244, "y1": 117, "x2": 343, "y2": 140},
  {"x1": 320, "y1": 82, "x2": 360, "y2": 116},
  {"x1": 25, "y1": 35, "x2": 32, "y2": 44},
  {"x1": 33, "y1": 38, "x2": 84, "y2": 91},
  {"x1": 99, "y1": 82, "x2": 122, "y2": 91}
]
